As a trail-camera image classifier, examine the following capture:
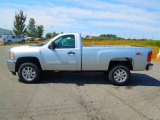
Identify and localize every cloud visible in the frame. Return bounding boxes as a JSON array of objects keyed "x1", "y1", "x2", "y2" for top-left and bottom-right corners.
[
  {"x1": 90, "y1": 21, "x2": 159, "y2": 32},
  {"x1": 112, "y1": 0, "x2": 160, "y2": 10},
  {"x1": 0, "y1": 0, "x2": 160, "y2": 39},
  {"x1": 0, "y1": 9, "x2": 15, "y2": 29}
]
